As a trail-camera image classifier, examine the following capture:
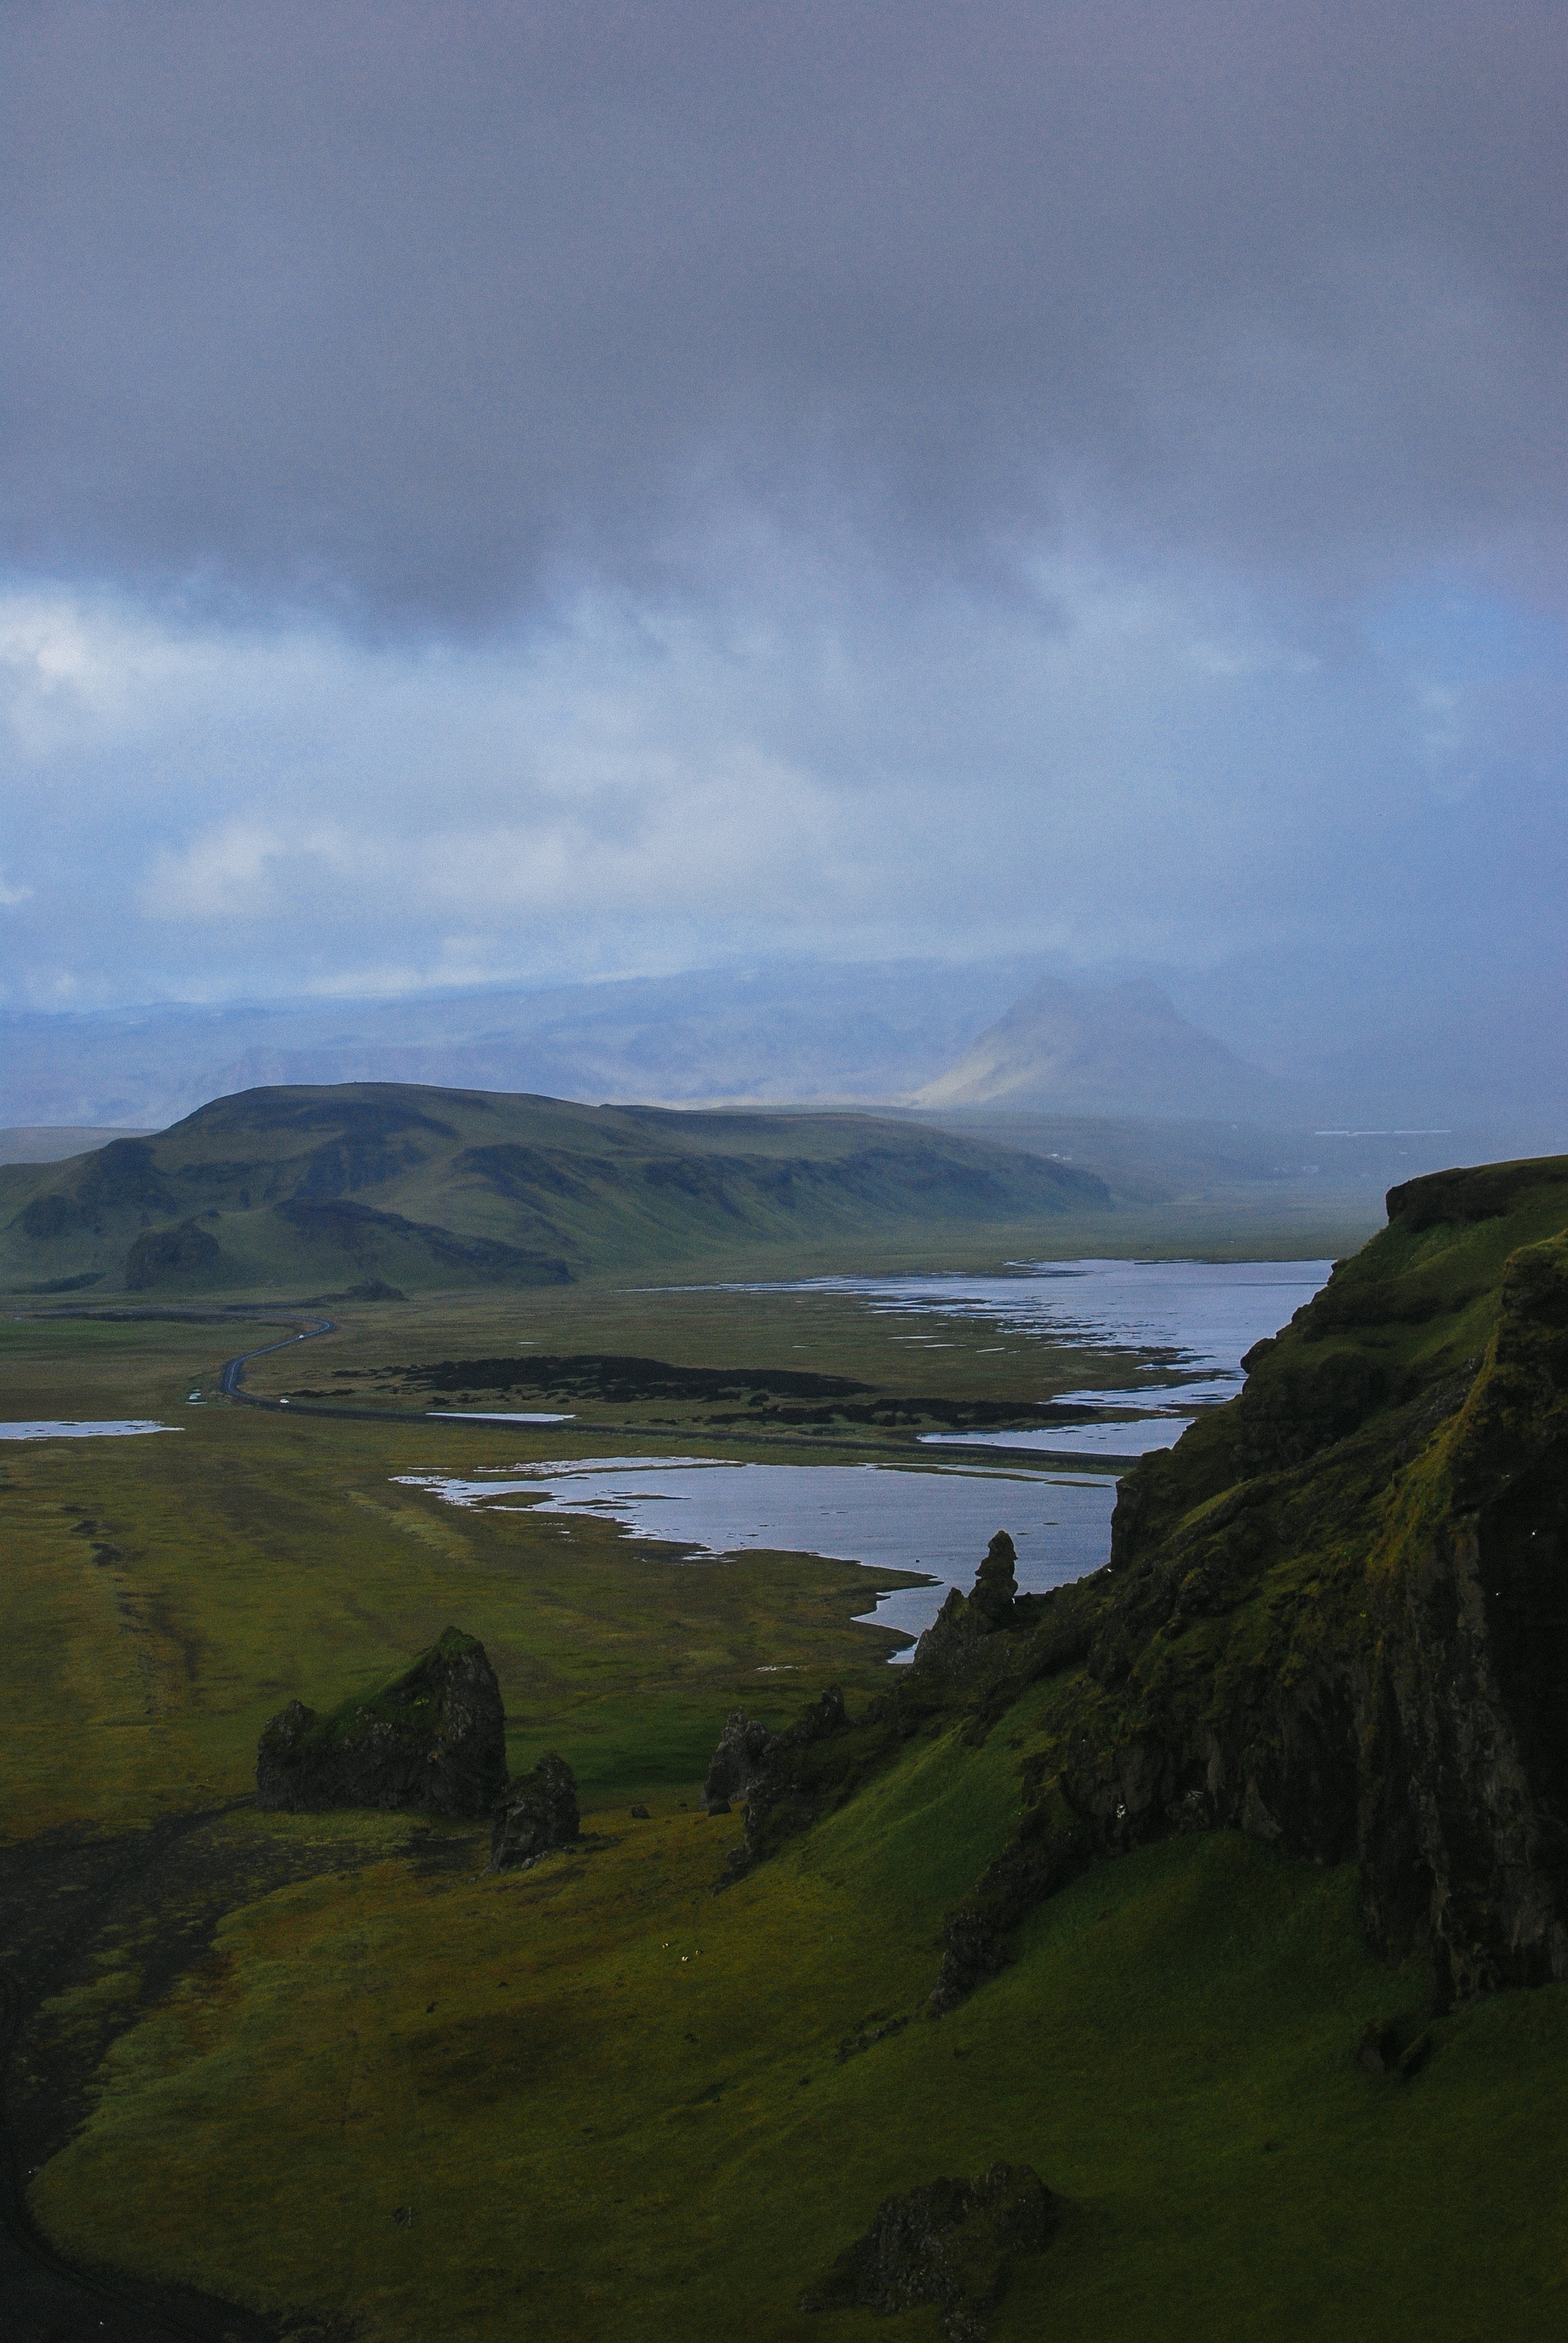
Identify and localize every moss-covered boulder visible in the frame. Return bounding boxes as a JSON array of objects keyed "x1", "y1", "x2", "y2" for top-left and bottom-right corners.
[
  {"x1": 801, "y1": 2161, "x2": 1056, "y2": 2334},
  {"x1": 489, "y1": 1752, "x2": 580, "y2": 1869},
  {"x1": 255, "y1": 1627, "x2": 507, "y2": 1816}
]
